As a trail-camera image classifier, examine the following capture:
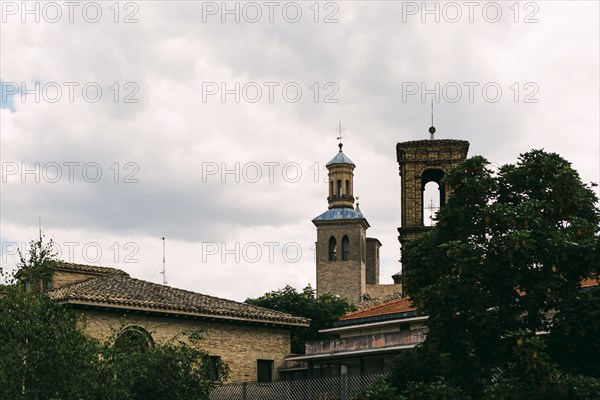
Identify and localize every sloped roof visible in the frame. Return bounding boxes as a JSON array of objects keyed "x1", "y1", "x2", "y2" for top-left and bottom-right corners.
[
  {"x1": 54, "y1": 261, "x2": 130, "y2": 277},
  {"x1": 48, "y1": 273, "x2": 309, "y2": 327},
  {"x1": 341, "y1": 297, "x2": 416, "y2": 321},
  {"x1": 581, "y1": 276, "x2": 599, "y2": 288},
  {"x1": 312, "y1": 207, "x2": 366, "y2": 222},
  {"x1": 326, "y1": 150, "x2": 354, "y2": 166}
]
